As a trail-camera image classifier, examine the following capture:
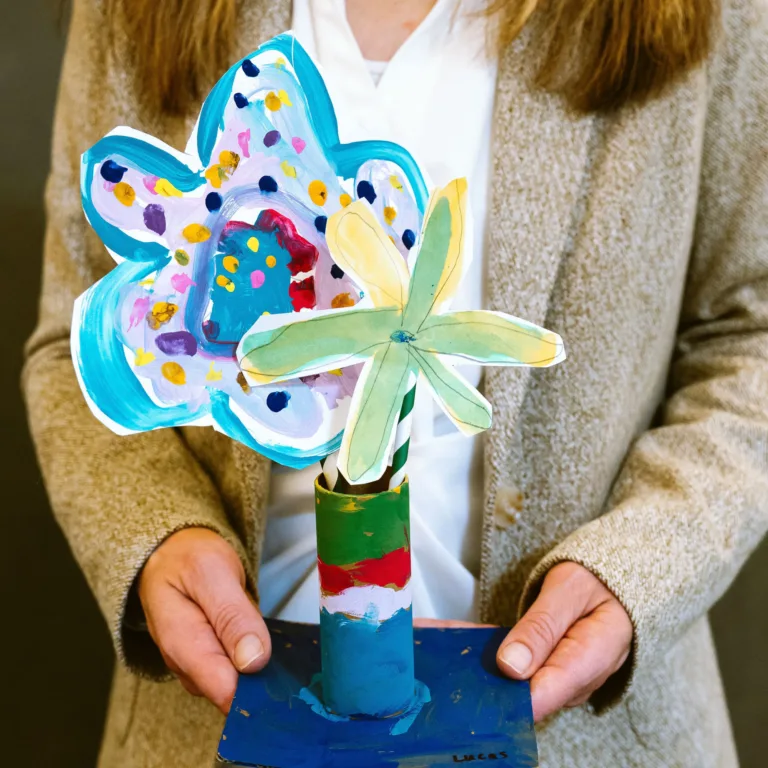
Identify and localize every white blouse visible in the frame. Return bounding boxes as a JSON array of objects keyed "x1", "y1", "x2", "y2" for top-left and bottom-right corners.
[{"x1": 258, "y1": 0, "x2": 499, "y2": 622}]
